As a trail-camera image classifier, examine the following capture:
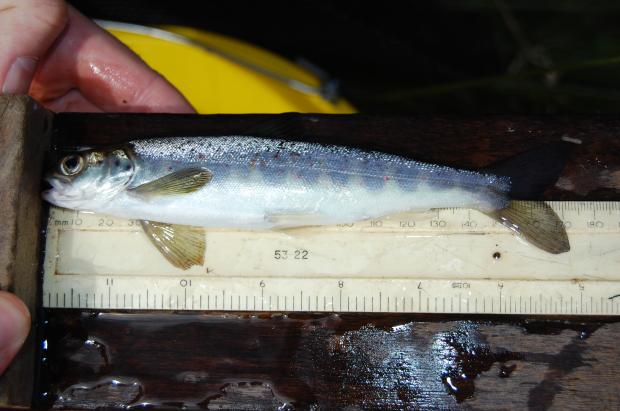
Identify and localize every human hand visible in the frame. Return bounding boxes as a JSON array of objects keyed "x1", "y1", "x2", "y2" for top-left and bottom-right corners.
[
  {"x1": 0, "y1": 292, "x2": 30, "y2": 375},
  {"x1": 0, "y1": 0, "x2": 195, "y2": 113},
  {"x1": 0, "y1": 0, "x2": 194, "y2": 375}
]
